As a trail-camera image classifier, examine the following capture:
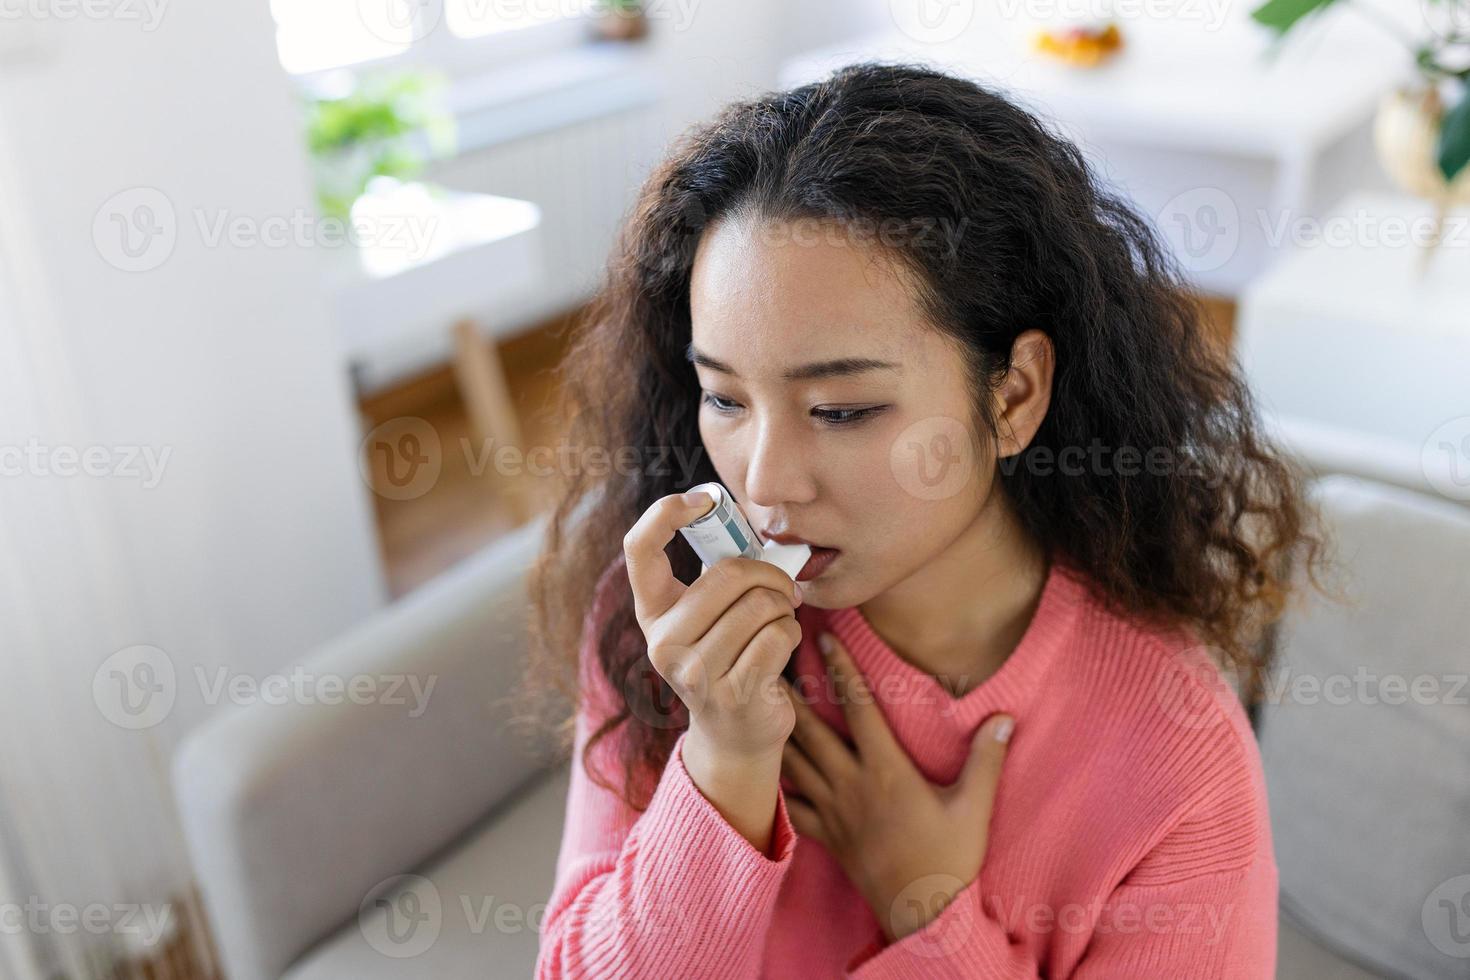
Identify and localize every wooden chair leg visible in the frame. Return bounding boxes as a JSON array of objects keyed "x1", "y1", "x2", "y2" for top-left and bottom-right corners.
[{"x1": 451, "y1": 319, "x2": 532, "y2": 524}]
